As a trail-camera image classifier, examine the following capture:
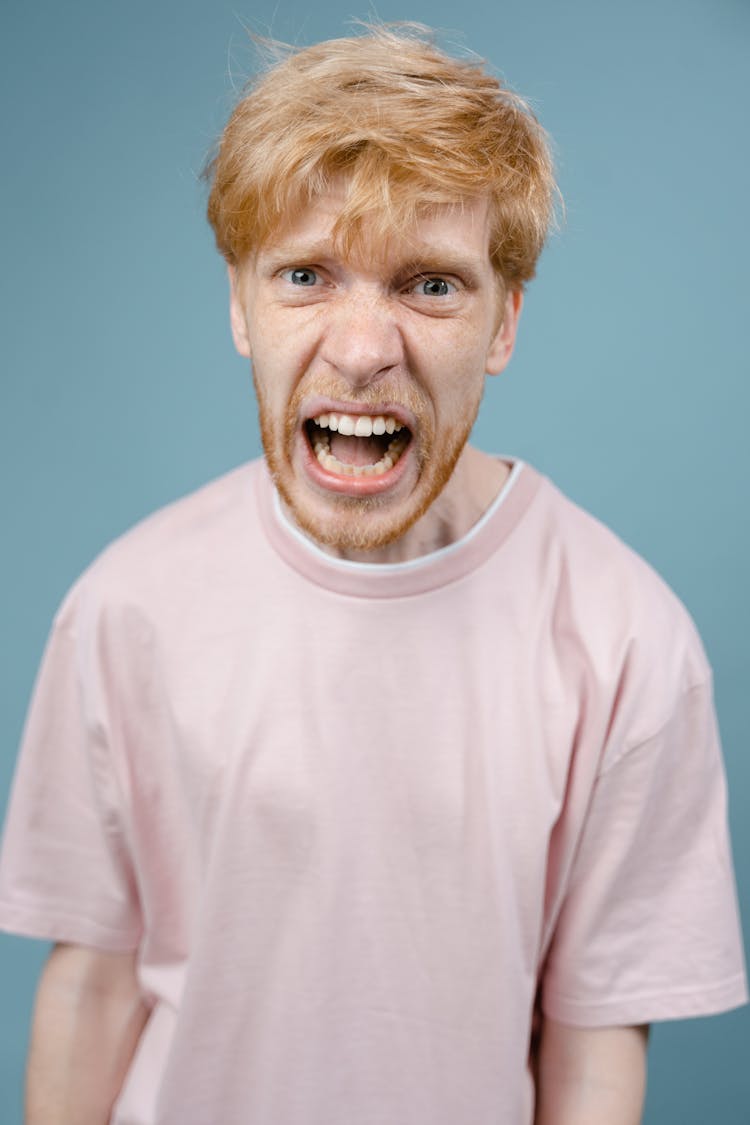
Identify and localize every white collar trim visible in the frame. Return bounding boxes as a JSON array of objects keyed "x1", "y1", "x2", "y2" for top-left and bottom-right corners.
[{"x1": 272, "y1": 459, "x2": 525, "y2": 575}]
